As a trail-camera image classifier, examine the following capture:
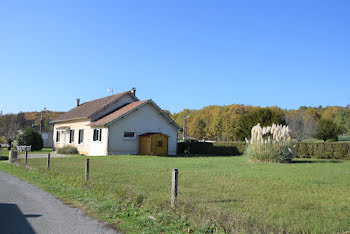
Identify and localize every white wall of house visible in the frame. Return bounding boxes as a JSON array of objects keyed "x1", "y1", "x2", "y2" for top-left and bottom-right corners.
[
  {"x1": 89, "y1": 127, "x2": 109, "y2": 156},
  {"x1": 53, "y1": 119, "x2": 108, "y2": 156},
  {"x1": 107, "y1": 102, "x2": 178, "y2": 155}
]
